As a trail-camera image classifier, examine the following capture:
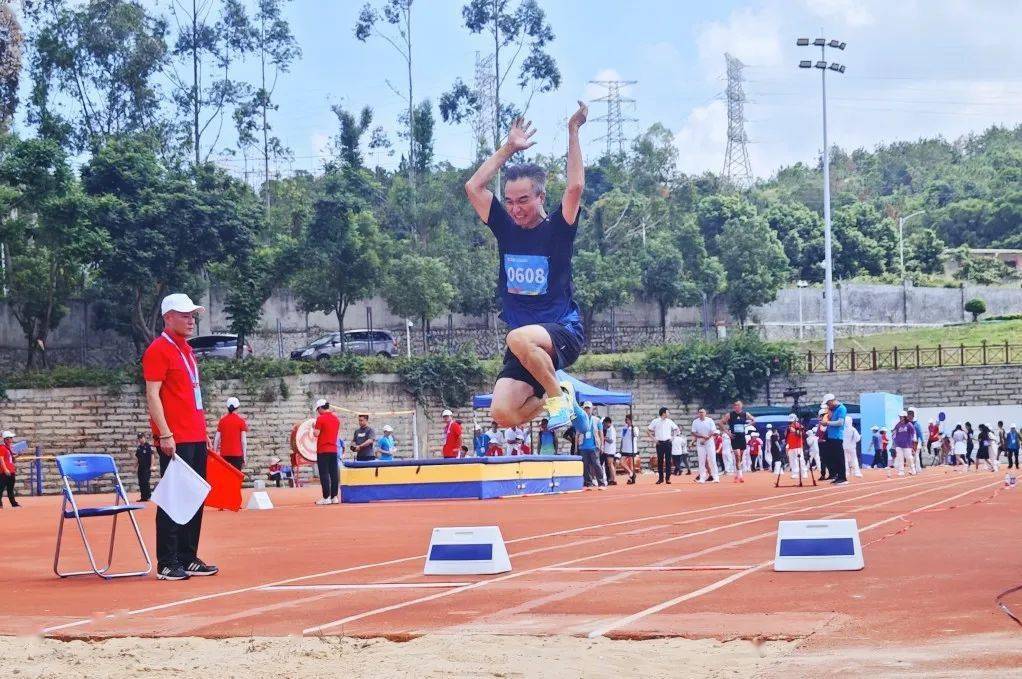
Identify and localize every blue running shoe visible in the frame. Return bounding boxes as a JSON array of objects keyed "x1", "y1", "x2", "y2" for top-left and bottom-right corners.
[{"x1": 545, "y1": 394, "x2": 572, "y2": 431}]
